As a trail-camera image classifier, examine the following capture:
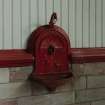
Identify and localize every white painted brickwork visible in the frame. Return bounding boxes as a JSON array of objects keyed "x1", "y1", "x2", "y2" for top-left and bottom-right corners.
[
  {"x1": 0, "y1": 82, "x2": 31, "y2": 99},
  {"x1": 0, "y1": 68, "x2": 9, "y2": 83},
  {"x1": 0, "y1": 63, "x2": 105, "y2": 104}
]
